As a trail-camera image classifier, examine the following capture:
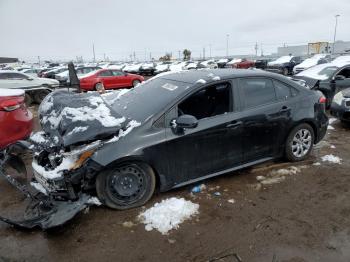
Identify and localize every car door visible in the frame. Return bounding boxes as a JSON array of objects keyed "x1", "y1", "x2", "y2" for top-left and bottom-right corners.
[
  {"x1": 1, "y1": 72, "x2": 34, "y2": 89},
  {"x1": 97, "y1": 70, "x2": 114, "y2": 89},
  {"x1": 237, "y1": 77, "x2": 294, "y2": 162},
  {"x1": 111, "y1": 70, "x2": 128, "y2": 88},
  {"x1": 163, "y1": 81, "x2": 244, "y2": 185},
  {"x1": 333, "y1": 67, "x2": 350, "y2": 93}
]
